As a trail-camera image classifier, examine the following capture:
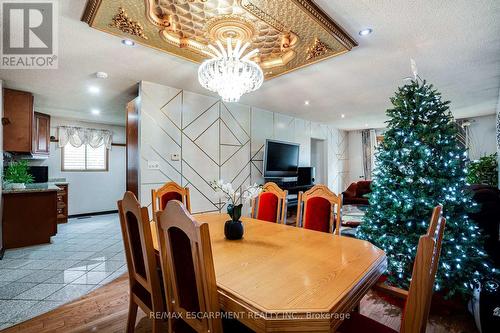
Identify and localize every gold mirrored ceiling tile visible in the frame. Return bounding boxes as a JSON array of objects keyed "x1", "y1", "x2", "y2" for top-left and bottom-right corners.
[{"x1": 81, "y1": 0, "x2": 357, "y2": 80}]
